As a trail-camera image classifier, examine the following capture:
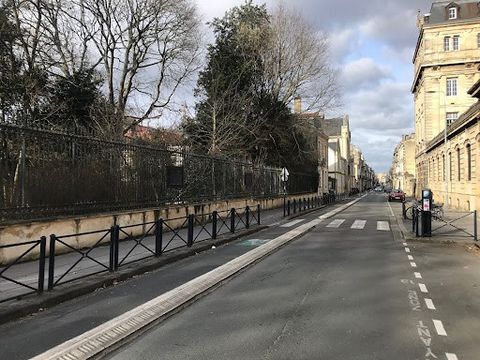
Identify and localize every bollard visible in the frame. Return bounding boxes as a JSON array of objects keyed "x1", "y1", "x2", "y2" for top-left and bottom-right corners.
[
  {"x1": 415, "y1": 209, "x2": 420, "y2": 237},
  {"x1": 113, "y1": 225, "x2": 120, "y2": 270},
  {"x1": 412, "y1": 208, "x2": 416, "y2": 233},
  {"x1": 402, "y1": 201, "x2": 406, "y2": 220},
  {"x1": 293, "y1": 199, "x2": 297, "y2": 214},
  {"x1": 187, "y1": 214, "x2": 194, "y2": 246},
  {"x1": 287, "y1": 200, "x2": 291, "y2": 216},
  {"x1": 38, "y1": 236, "x2": 46, "y2": 294},
  {"x1": 155, "y1": 219, "x2": 163, "y2": 256},
  {"x1": 47, "y1": 234, "x2": 56, "y2": 290}
]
